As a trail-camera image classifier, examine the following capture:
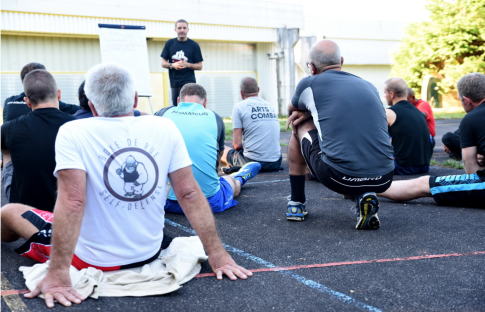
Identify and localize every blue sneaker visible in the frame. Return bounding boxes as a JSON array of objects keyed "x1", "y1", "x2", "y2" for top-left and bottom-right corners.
[
  {"x1": 355, "y1": 192, "x2": 380, "y2": 230},
  {"x1": 230, "y1": 162, "x2": 261, "y2": 185},
  {"x1": 287, "y1": 200, "x2": 307, "y2": 221}
]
